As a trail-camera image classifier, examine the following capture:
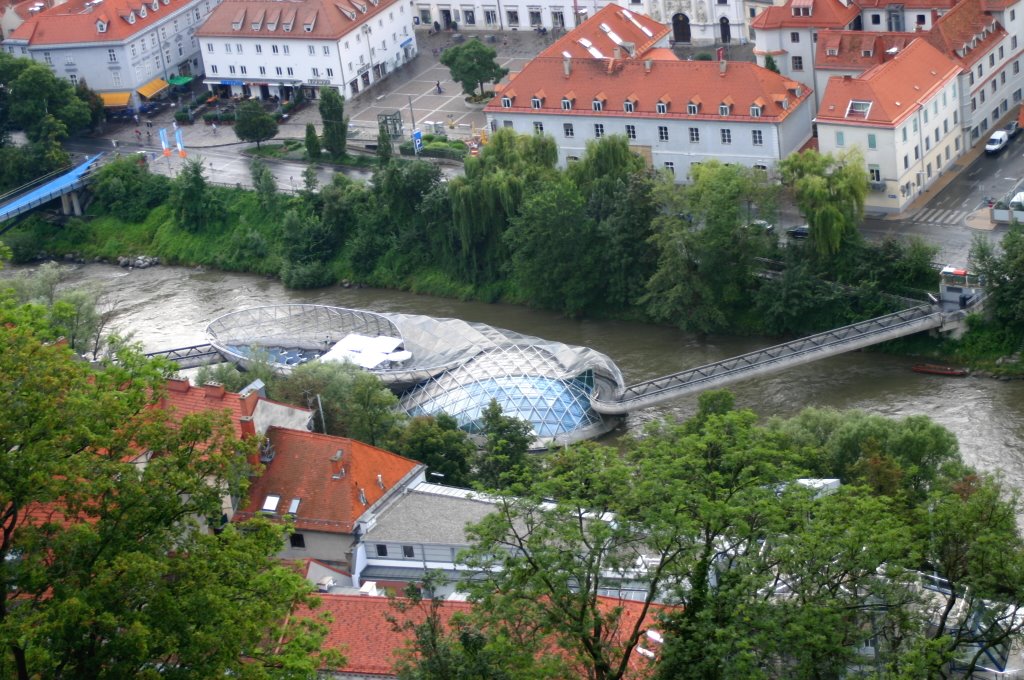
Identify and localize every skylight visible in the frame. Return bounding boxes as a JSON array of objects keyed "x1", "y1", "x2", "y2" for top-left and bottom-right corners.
[
  {"x1": 845, "y1": 100, "x2": 872, "y2": 118},
  {"x1": 288, "y1": 498, "x2": 301, "y2": 513},
  {"x1": 262, "y1": 494, "x2": 280, "y2": 512}
]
